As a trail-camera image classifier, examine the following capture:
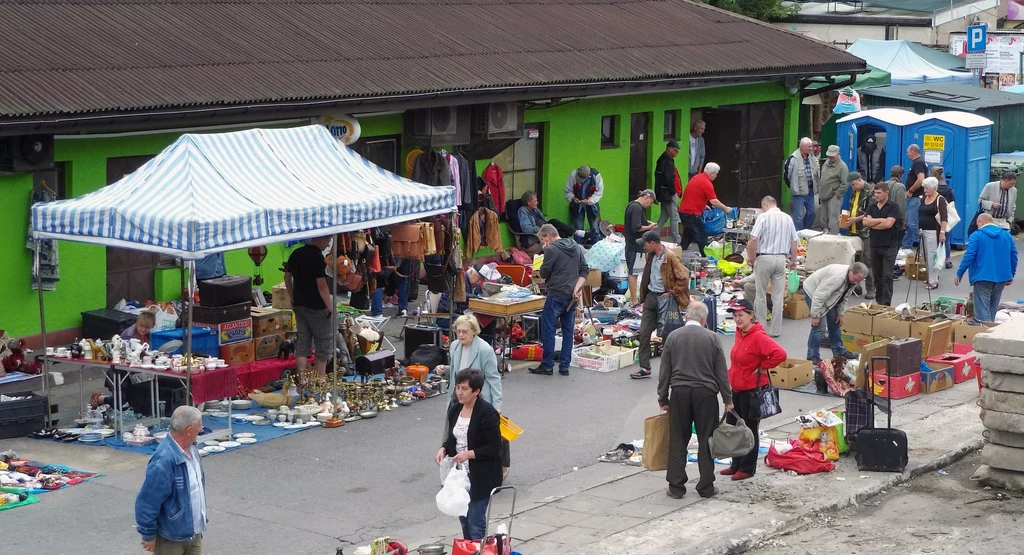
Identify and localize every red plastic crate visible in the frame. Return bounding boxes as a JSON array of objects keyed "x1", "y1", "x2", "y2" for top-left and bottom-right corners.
[{"x1": 870, "y1": 370, "x2": 920, "y2": 400}]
